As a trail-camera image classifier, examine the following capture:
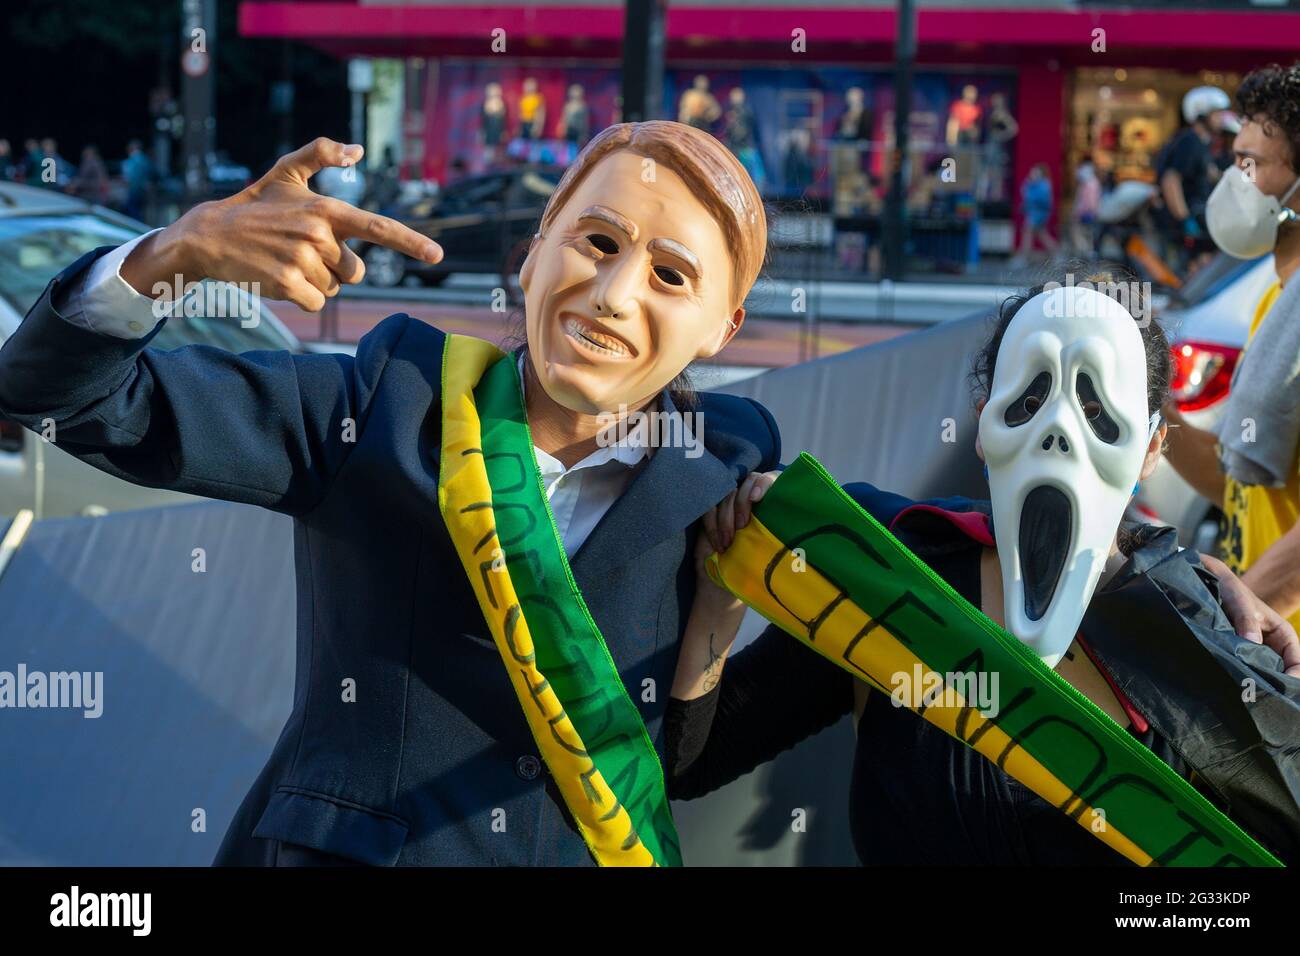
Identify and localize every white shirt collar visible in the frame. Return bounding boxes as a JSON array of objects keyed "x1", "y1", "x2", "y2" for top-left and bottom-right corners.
[{"x1": 517, "y1": 352, "x2": 650, "y2": 477}]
